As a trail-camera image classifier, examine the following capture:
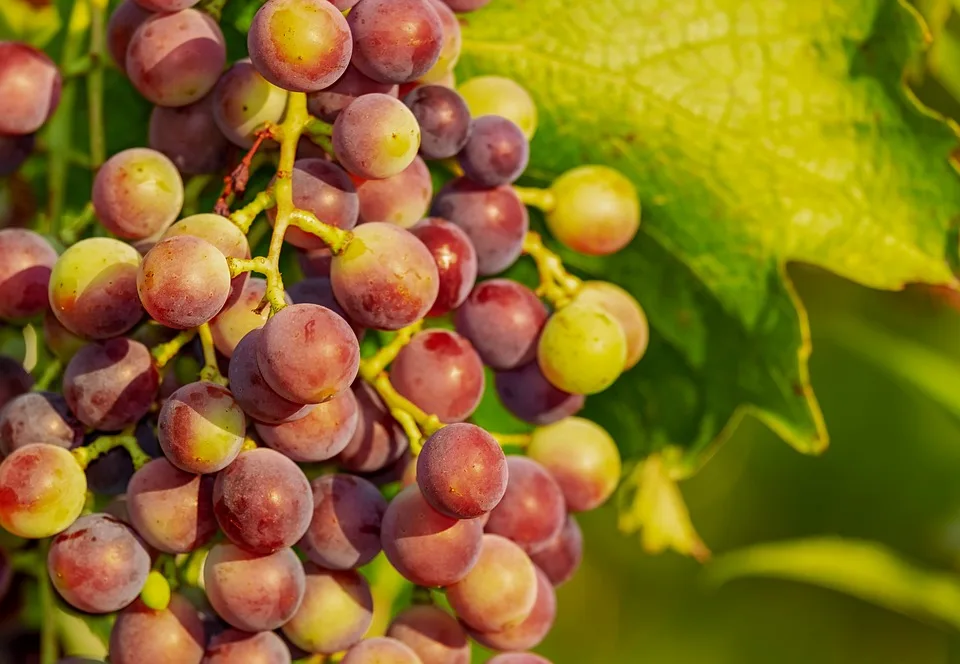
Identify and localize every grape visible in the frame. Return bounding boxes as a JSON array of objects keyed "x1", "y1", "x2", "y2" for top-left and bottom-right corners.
[
  {"x1": 387, "y1": 604, "x2": 470, "y2": 664},
  {"x1": 403, "y1": 85, "x2": 471, "y2": 160},
  {"x1": 134, "y1": 0, "x2": 200, "y2": 10},
  {"x1": 485, "y1": 456, "x2": 565, "y2": 555},
  {"x1": 257, "y1": 303, "x2": 360, "y2": 404},
  {"x1": 108, "y1": 0, "x2": 152, "y2": 73},
  {"x1": 330, "y1": 222, "x2": 438, "y2": 330},
  {"x1": 420, "y1": 0, "x2": 461, "y2": 83},
  {"x1": 458, "y1": 76, "x2": 537, "y2": 140},
  {"x1": 92, "y1": 148, "x2": 183, "y2": 240},
  {"x1": 286, "y1": 277, "x2": 364, "y2": 339},
  {"x1": 49, "y1": 237, "x2": 144, "y2": 339},
  {"x1": 109, "y1": 594, "x2": 205, "y2": 664},
  {"x1": 430, "y1": 178, "x2": 528, "y2": 275},
  {"x1": 410, "y1": 217, "x2": 477, "y2": 317},
  {"x1": 0, "y1": 391, "x2": 82, "y2": 456},
  {"x1": 158, "y1": 382, "x2": 246, "y2": 474},
  {"x1": 281, "y1": 565, "x2": 372, "y2": 654},
  {"x1": 337, "y1": 382, "x2": 409, "y2": 472},
  {"x1": 341, "y1": 637, "x2": 421, "y2": 664},
  {"x1": 267, "y1": 159, "x2": 358, "y2": 250},
  {"x1": 213, "y1": 59, "x2": 289, "y2": 148},
  {"x1": 545, "y1": 165, "x2": 640, "y2": 256},
  {"x1": 203, "y1": 543, "x2": 306, "y2": 631},
  {"x1": 47, "y1": 513, "x2": 151, "y2": 613},
  {"x1": 0, "y1": 42, "x2": 62, "y2": 135},
  {"x1": 63, "y1": 338, "x2": 159, "y2": 431},
  {"x1": 417, "y1": 423, "x2": 507, "y2": 519},
  {"x1": 227, "y1": 329, "x2": 313, "y2": 424},
  {"x1": 445, "y1": 533, "x2": 537, "y2": 632},
  {"x1": 127, "y1": 9, "x2": 226, "y2": 107},
  {"x1": 307, "y1": 64, "x2": 398, "y2": 123},
  {"x1": 357, "y1": 156, "x2": 432, "y2": 228},
  {"x1": 333, "y1": 94, "x2": 421, "y2": 180},
  {"x1": 127, "y1": 458, "x2": 216, "y2": 553},
  {"x1": 380, "y1": 485, "x2": 483, "y2": 586},
  {"x1": 149, "y1": 95, "x2": 231, "y2": 175},
  {"x1": 454, "y1": 279, "x2": 546, "y2": 370},
  {"x1": 213, "y1": 448, "x2": 313, "y2": 553},
  {"x1": 0, "y1": 228, "x2": 57, "y2": 321},
  {"x1": 441, "y1": 0, "x2": 490, "y2": 11},
  {"x1": 573, "y1": 281, "x2": 648, "y2": 368},
  {"x1": 537, "y1": 302, "x2": 627, "y2": 395},
  {"x1": 299, "y1": 473, "x2": 386, "y2": 569},
  {"x1": 494, "y1": 362, "x2": 583, "y2": 427},
  {"x1": 255, "y1": 389, "x2": 358, "y2": 462},
  {"x1": 43, "y1": 310, "x2": 87, "y2": 363},
  {"x1": 204, "y1": 629, "x2": 291, "y2": 664},
  {"x1": 457, "y1": 115, "x2": 529, "y2": 187},
  {"x1": 530, "y1": 514, "x2": 582, "y2": 587},
  {"x1": 328, "y1": 0, "x2": 360, "y2": 8},
  {"x1": 138, "y1": 236, "x2": 232, "y2": 329},
  {"x1": 162, "y1": 213, "x2": 252, "y2": 308},
  {"x1": 487, "y1": 654, "x2": 552, "y2": 664},
  {"x1": 347, "y1": 0, "x2": 444, "y2": 84},
  {"x1": 0, "y1": 444, "x2": 86, "y2": 538},
  {"x1": 85, "y1": 448, "x2": 136, "y2": 496},
  {"x1": 0, "y1": 133, "x2": 34, "y2": 176},
  {"x1": 469, "y1": 564, "x2": 555, "y2": 651},
  {"x1": 247, "y1": 0, "x2": 352, "y2": 93},
  {"x1": 298, "y1": 248, "x2": 333, "y2": 278},
  {"x1": 211, "y1": 279, "x2": 291, "y2": 358},
  {"x1": 0, "y1": 356, "x2": 32, "y2": 410}
]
